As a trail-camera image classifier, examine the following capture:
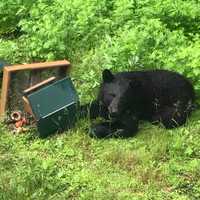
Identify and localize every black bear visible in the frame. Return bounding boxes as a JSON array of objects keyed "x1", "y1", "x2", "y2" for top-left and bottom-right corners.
[{"x1": 89, "y1": 69, "x2": 195, "y2": 138}]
